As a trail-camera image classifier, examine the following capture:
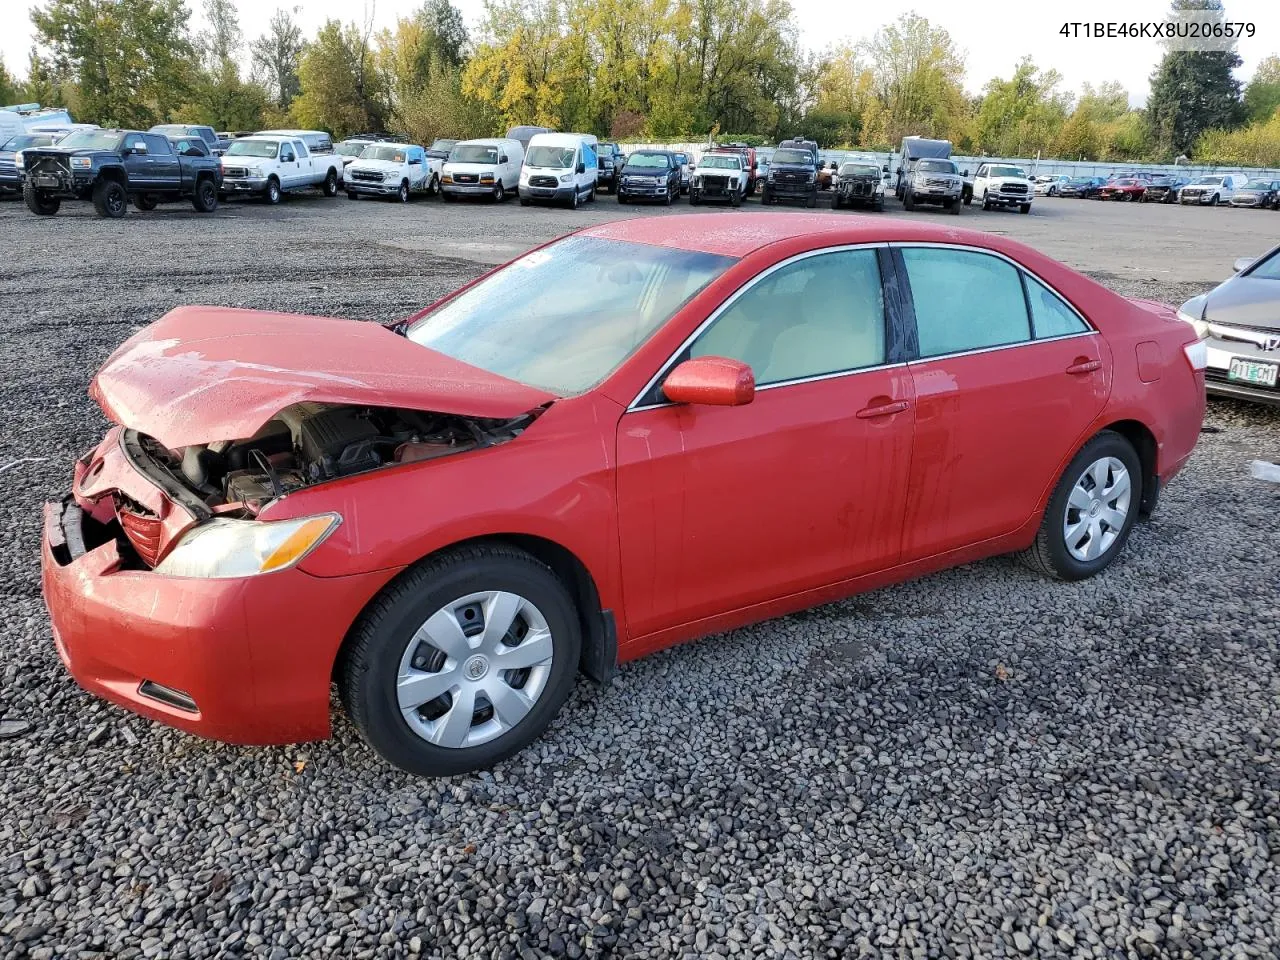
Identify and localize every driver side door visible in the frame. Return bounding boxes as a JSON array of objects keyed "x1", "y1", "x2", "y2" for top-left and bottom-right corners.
[
  {"x1": 122, "y1": 133, "x2": 152, "y2": 188},
  {"x1": 615, "y1": 246, "x2": 916, "y2": 647}
]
